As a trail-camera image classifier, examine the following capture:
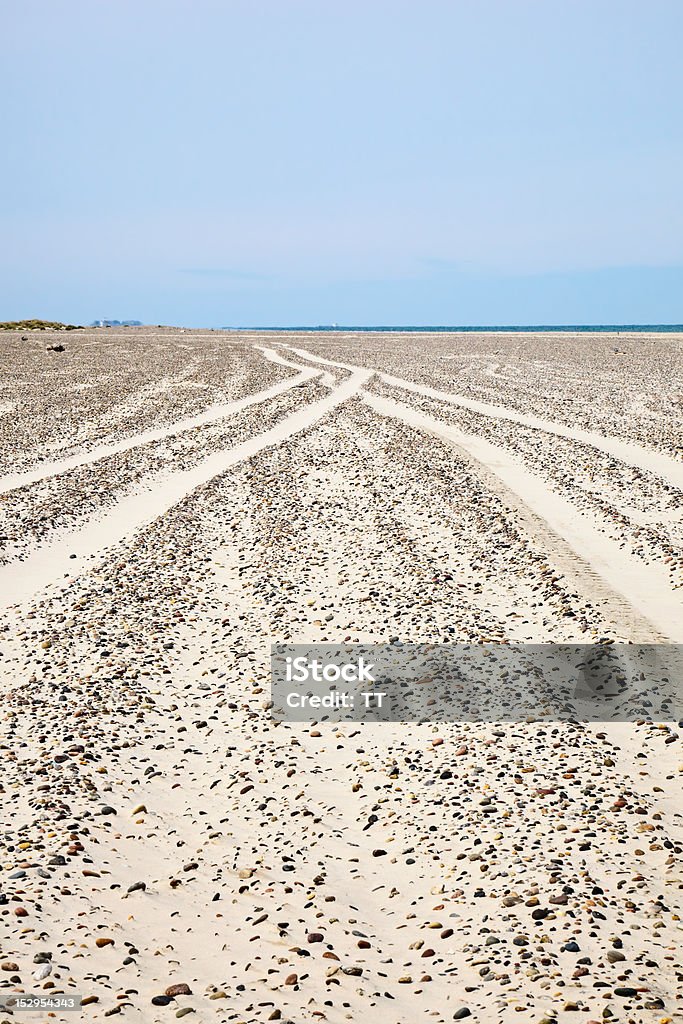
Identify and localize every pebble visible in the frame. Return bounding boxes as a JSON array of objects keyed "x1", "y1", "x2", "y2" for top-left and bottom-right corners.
[{"x1": 165, "y1": 983, "x2": 192, "y2": 997}]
